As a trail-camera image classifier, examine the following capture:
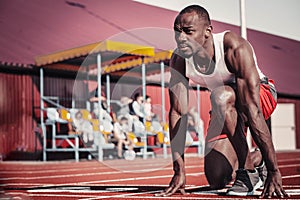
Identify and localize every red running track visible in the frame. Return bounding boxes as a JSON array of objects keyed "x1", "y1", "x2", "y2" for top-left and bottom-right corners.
[{"x1": 0, "y1": 151, "x2": 300, "y2": 199}]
